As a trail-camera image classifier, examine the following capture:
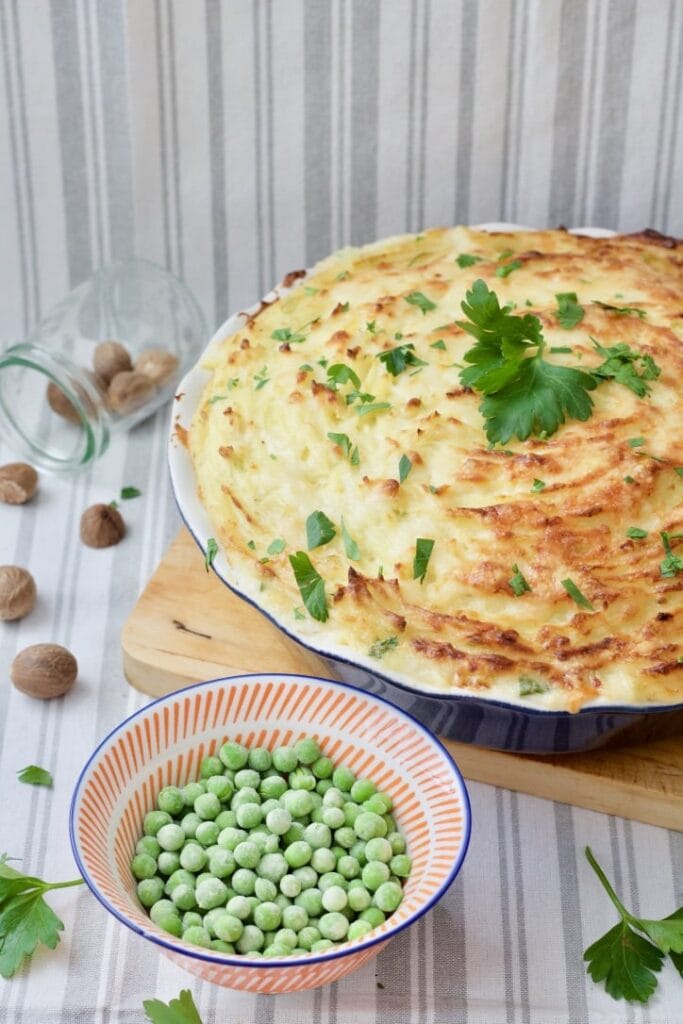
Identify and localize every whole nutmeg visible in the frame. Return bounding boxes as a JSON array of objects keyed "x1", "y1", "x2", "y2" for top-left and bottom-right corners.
[
  {"x1": 93, "y1": 340, "x2": 132, "y2": 385},
  {"x1": 80, "y1": 503, "x2": 126, "y2": 548},
  {"x1": 0, "y1": 462, "x2": 38, "y2": 504},
  {"x1": 11, "y1": 643, "x2": 78, "y2": 699},
  {"x1": 107, "y1": 370, "x2": 155, "y2": 414},
  {"x1": 134, "y1": 348, "x2": 180, "y2": 387},
  {"x1": 0, "y1": 565, "x2": 36, "y2": 621},
  {"x1": 47, "y1": 381, "x2": 81, "y2": 424}
]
